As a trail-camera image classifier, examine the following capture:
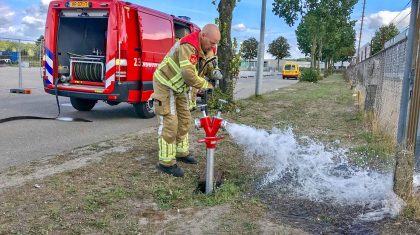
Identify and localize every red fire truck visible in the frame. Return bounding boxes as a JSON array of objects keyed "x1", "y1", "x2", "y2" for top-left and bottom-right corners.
[{"x1": 42, "y1": 0, "x2": 200, "y2": 118}]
